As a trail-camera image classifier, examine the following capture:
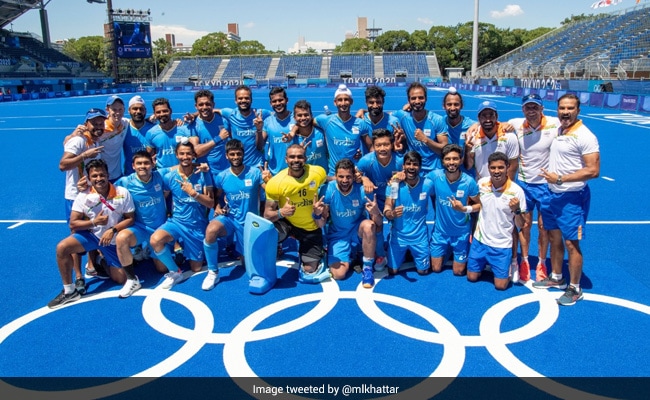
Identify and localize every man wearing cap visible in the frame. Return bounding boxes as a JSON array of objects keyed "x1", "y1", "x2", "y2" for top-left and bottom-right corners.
[
  {"x1": 534, "y1": 94, "x2": 600, "y2": 306},
  {"x1": 392, "y1": 82, "x2": 449, "y2": 173},
  {"x1": 123, "y1": 95, "x2": 156, "y2": 176},
  {"x1": 313, "y1": 84, "x2": 372, "y2": 175},
  {"x1": 464, "y1": 100, "x2": 519, "y2": 181},
  {"x1": 96, "y1": 95, "x2": 129, "y2": 182},
  {"x1": 146, "y1": 97, "x2": 191, "y2": 169},
  {"x1": 509, "y1": 94, "x2": 560, "y2": 283}
]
